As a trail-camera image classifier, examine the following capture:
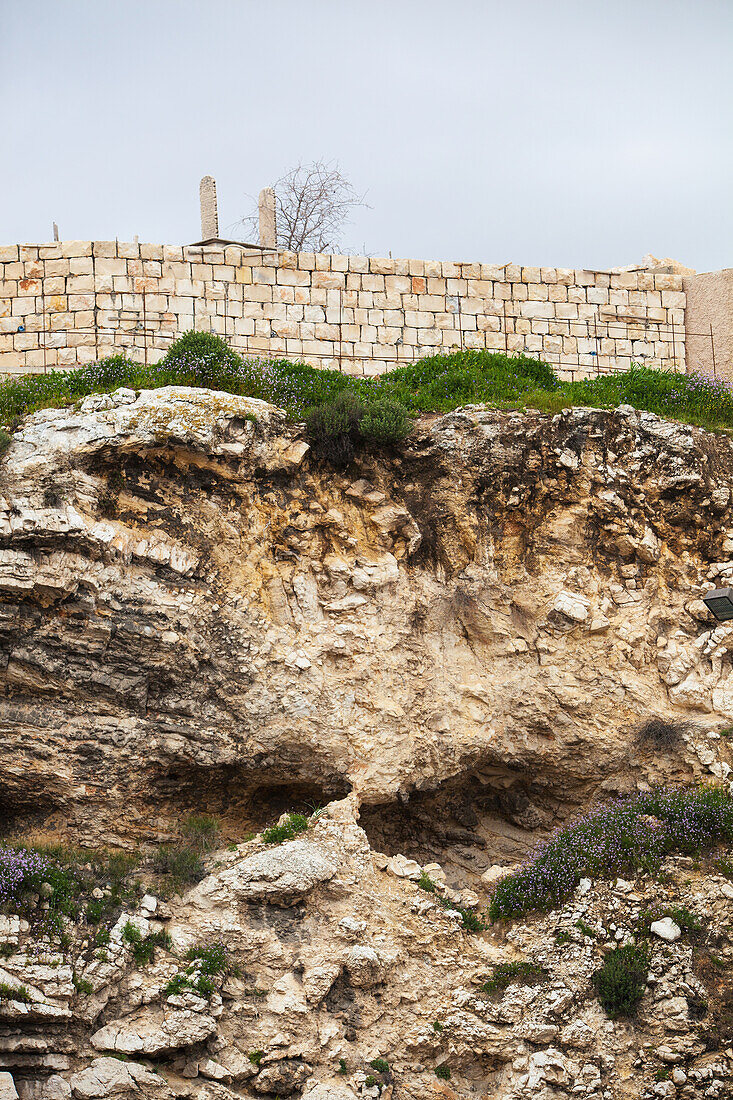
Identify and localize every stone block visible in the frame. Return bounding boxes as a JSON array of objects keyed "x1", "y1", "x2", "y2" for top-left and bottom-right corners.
[
  {"x1": 91, "y1": 241, "x2": 117, "y2": 258},
  {"x1": 480, "y1": 264, "x2": 507, "y2": 280},
  {"x1": 610, "y1": 272, "x2": 638, "y2": 290},
  {"x1": 520, "y1": 301, "x2": 554, "y2": 319},
  {"x1": 116, "y1": 241, "x2": 139, "y2": 259},
  {"x1": 12, "y1": 296, "x2": 37, "y2": 315},
  {"x1": 68, "y1": 294, "x2": 95, "y2": 311},
  {"x1": 69, "y1": 257, "x2": 94, "y2": 275},
  {"x1": 654, "y1": 273, "x2": 683, "y2": 291},
  {"x1": 313, "y1": 271, "x2": 345, "y2": 290},
  {"x1": 0, "y1": 246, "x2": 19, "y2": 263},
  {"x1": 17, "y1": 278, "x2": 41, "y2": 296},
  {"x1": 94, "y1": 257, "x2": 126, "y2": 277}
]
